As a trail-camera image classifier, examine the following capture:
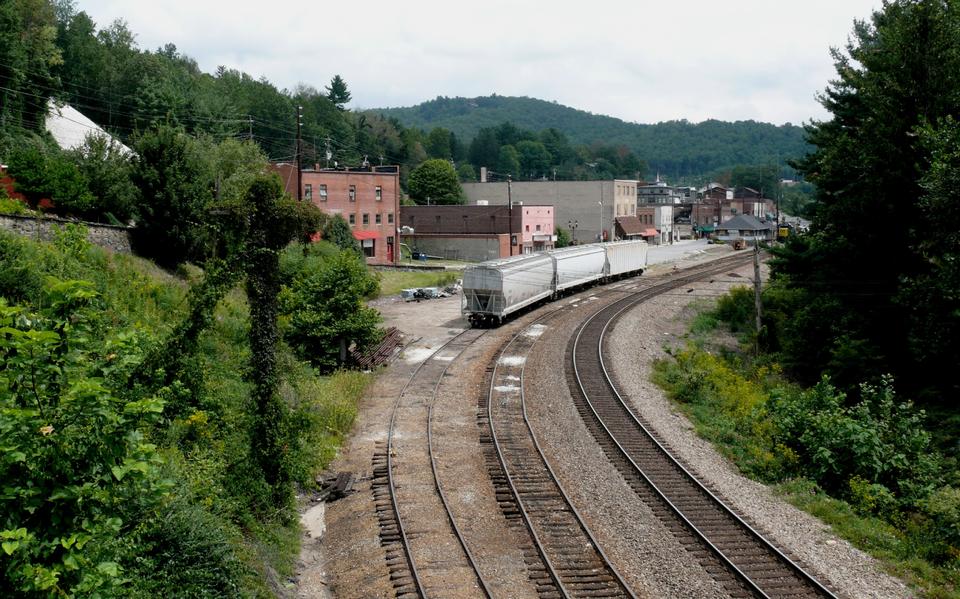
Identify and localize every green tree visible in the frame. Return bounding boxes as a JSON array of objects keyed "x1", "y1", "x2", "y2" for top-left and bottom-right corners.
[
  {"x1": 130, "y1": 125, "x2": 215, "y2": 267},
  {"x1": 68, "y1": 133, "x2": 139, "y2": 223},
  {"x1": 496, "y1": 144, "x2": 520, "y2": 178},
  {"x1": 468, "y1": 127, "x2": 500, "y2": 170},
  {"x1": 325, "y1": 74, "x2": 351, "y2": 110},
  {"x1": 425, "y1": 127, "x2": 453, "y2": 159},
  {"x1": 456, "y1": 163, "x2": 477, "y2": 182},
  {"x1": 280, "y1": 248, "x2": 381, "y2": 372},
  {"x1": 555, "y1": 226, "x2": 571, "y2": 248},
  {"x1": 0, "y1": 0, "x2": 62, "y2": 131},
  {"x1": 407, "y1": 159, "x2": 463, "y2": 204},
  {"x1": 4, "y1": 137, "x2": 95, "y2": 216},
  {"x1": 771, "y1": 0, "x2": 960, "y2": 400},
  {"x1": 322, "y1": 214, "x2": 361, "y2": 254},
  {"x1": 516, "y1": 140, "x2": 552, "y2": 179}
]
